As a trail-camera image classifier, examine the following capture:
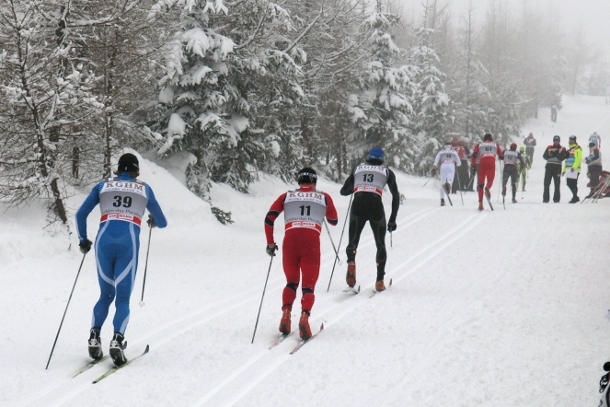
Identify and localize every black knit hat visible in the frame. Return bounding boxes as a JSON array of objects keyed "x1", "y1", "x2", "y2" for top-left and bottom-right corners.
[
  {"x1": 483, "y1": 133, "x2": 493, "y2": 141},
  {"x1": 297, "y1": 167, "x2": 317, "y2": 184},
  {"x1": 117, "y1": 153, "x2": 139, "y2": 173}
]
